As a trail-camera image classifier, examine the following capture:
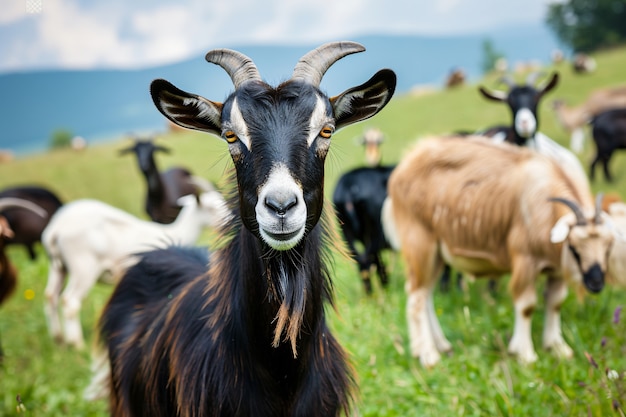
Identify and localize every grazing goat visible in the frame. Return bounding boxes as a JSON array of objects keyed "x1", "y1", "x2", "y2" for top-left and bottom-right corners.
[
  {"x1": 119, "y1": 138, "x2": 198, "y2": 223},
  {"x1": 552, "y1": 85, "x2": 626, "y2": 153},
  {"x1": 42, "y1": 190, "x2": 229, "y2": 349},
  {"x1": 573, "y1": 53, "x2": 597, "y2": 74},
  {"x1": 384, "y1": 135, "x2": 614, "y2": 367},
  {"x1": 0, "y1": 185, "x2": 63, "y2": 260},
  {"x1": 333, "y1": 165, "x2": 394, "y2": 294},
  {"x1": 588, "y1": 108, "x2": 626, "y2": 182},
  {"x1": 93, "y1": 42, "x2": 395, "y2": 416}
]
